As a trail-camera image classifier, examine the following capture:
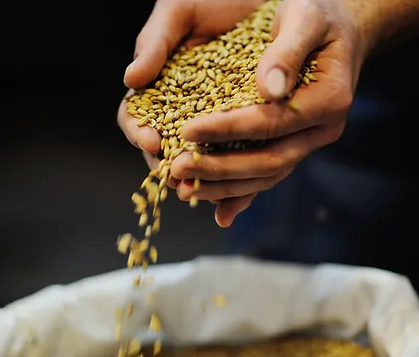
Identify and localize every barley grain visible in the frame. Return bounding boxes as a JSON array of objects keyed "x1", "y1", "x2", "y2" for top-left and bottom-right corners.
[
  {"x1": 117, "y1": 1, "x2": 320, "y2": 356},
  {"x1": 150, "y1": 314, "x2": 161, "y2": 333},
  {"x1": 126, "y1": 302, "x2": 134, "y2": 317}
]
